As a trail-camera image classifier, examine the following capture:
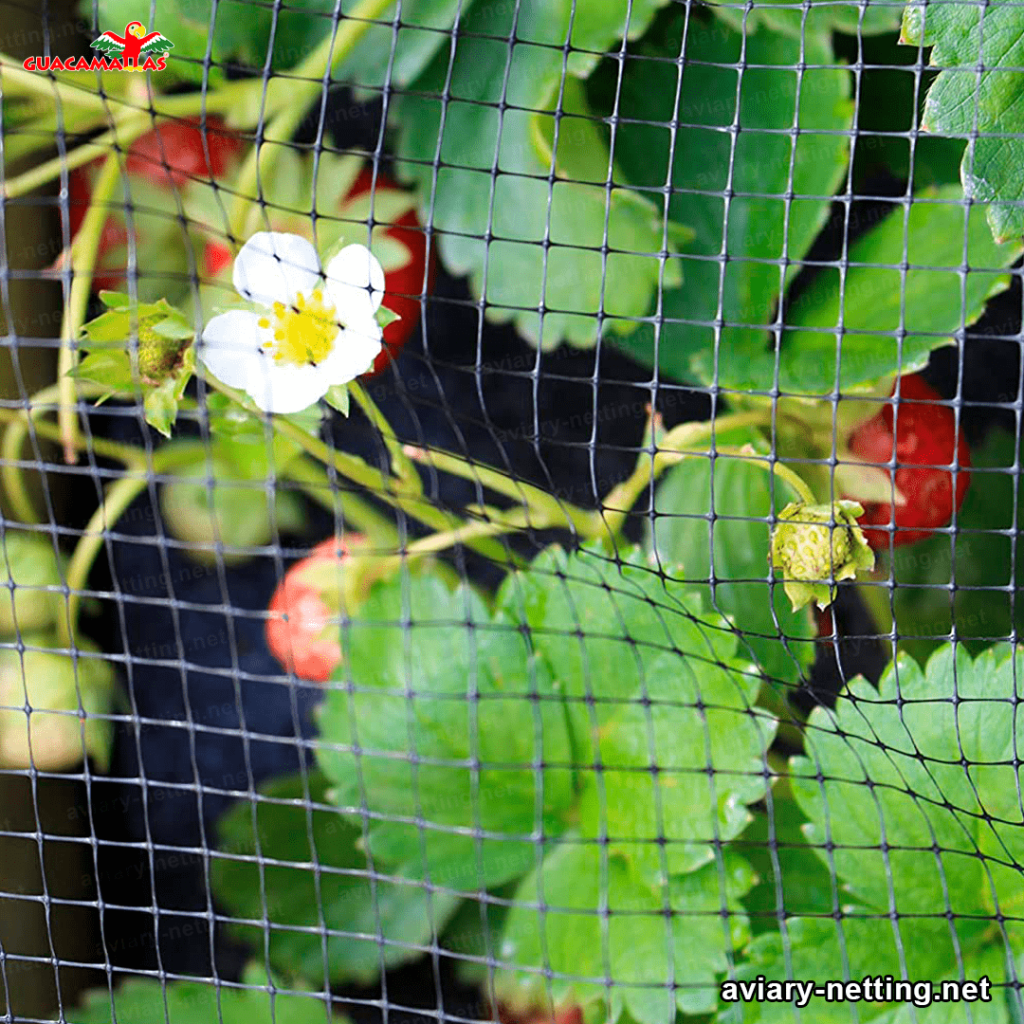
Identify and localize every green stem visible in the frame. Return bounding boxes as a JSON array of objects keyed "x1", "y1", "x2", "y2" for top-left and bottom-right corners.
[
  {"x1": 60, "y1": 443, "x2": 207, "y2": 647},
  {"x1": 403, "y1": 444, "x2": 600, "y2": 536},
  {"x1": 599, "y1": 410, "x2": 778, "y2": 538},
  {"x1": 57, "y1": 154, "x2": 122, "y2": 465},
  {"x1": 0, "y1": 55, "x2": 112, "y2": 110},
  {"x1": 226, "y1": 0, "x2": 398, "y2": 238},
  {"x1": 283, "y1": 454, "x2": 401, "y2": 546},
  {"x1": 1, "y1": 382, "x2": 147, "y2": 524},
  {"x1": 204, "y1": 378, "x2": 519, "y2": 567},
  {"x1": 1, "y1": 87, "x2": 248, "y2": 199},
  {"x1": 4, "y1": 113, "x2": 143, "y2": 200},
  {"x1": 350, "y1": 509, "x2": 532, "y2": 591},
  {"x1": 350, "y1": 381, "x2": 420, "y2": 494}
]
